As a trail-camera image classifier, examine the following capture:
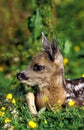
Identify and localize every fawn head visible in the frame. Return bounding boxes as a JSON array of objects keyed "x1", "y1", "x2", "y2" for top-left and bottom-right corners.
[{"x1": 17, "y1": 33, "x2": 64, "y2": 88}]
